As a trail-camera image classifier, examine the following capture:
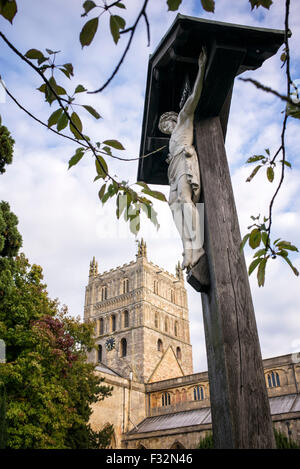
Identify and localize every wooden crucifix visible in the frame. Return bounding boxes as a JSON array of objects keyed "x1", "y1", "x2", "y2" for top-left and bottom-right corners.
[{"x1": 138, "y1": 15, "x2": 285, "y2": 449}]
